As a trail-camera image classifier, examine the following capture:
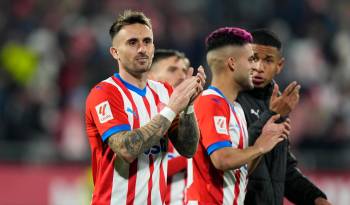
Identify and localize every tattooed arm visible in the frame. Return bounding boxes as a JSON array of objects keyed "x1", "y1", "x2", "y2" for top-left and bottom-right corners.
[
  {"x1": 107, "y1": 114, "x2": 171, "y2": 163},
  {"x1": 168, "y1": 107, "x2": 200, "y2": 158}
]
